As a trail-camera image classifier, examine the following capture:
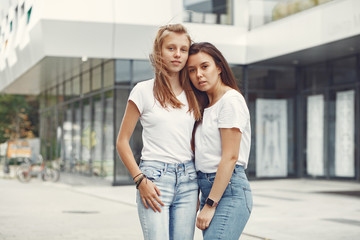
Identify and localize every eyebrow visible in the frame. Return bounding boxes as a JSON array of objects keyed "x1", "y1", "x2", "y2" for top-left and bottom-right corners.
[{"x1": 187, "y1": 61, "x2": 210, "y2": 68}]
